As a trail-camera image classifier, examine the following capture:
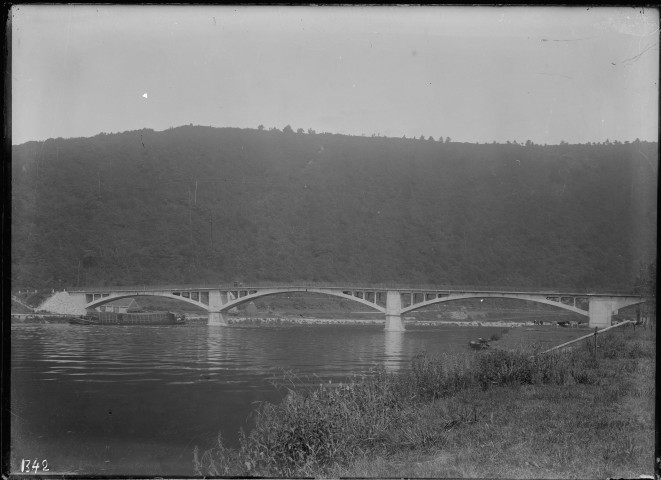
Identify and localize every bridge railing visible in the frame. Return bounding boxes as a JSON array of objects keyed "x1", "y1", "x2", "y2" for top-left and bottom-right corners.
[{"x1": 64, "y1": 282, "x2": 642, "y2": 297}]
